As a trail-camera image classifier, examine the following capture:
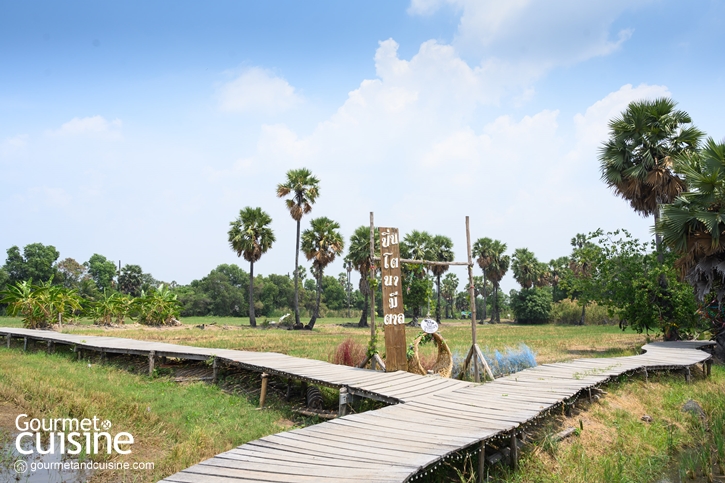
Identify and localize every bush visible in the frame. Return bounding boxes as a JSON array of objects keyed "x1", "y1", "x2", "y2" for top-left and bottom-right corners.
[
  {"x1": 550, "y1": 298, "x2": 618, "y2": 325},
  {"x1": 330, "y1": 337, "x2": 366, "y2": 367},
  {"x1": 0, "y1": 280, "x2": 82, "y2": 329},
  {"x1": 511, "y1": 287, "x2": 552, "y2": 324},
  {"x1": 135, "y1": 284, "x2": 181, "y2": 326}
]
